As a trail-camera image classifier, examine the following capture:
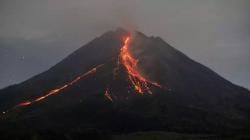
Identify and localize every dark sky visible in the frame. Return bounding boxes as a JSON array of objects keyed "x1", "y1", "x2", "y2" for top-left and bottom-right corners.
[{"x1": 0, "y1": 0, "x2": 249, "y2": 89}]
